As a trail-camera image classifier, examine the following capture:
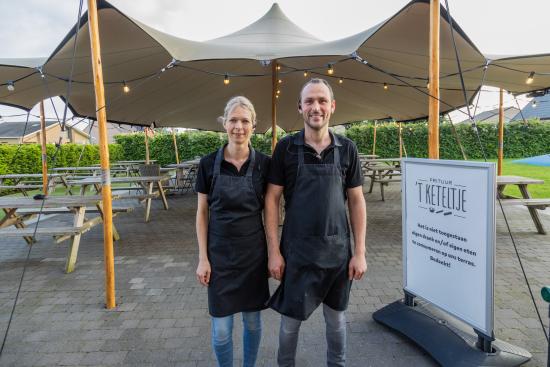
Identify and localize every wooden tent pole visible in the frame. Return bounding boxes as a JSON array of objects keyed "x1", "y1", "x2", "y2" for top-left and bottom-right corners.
[
  {"x1": 498, "y1": 88, "x2": 504, "y2": 176},
  {"x1": 398, "y1": 121, "x2": 403, "y2": 158},
  {"x1": 144, "y1": 128, "x2": 150, "y2": 164},
  {"x1": 172, "y1": 129, "x2": 180, "y2": 164},
  {"x1": 271, "y1": 60, "x2": 278, "y2": 152},
  {"x1": 428, "y1": 0, "x2": 440, "y2": 159},
  {"x1": 39, "y1": 101, "x2": 48, "y2": 194},
  {"x1": 372, "y1": 121, "x2": 377, "y2": 155},
  {"x1": 87, "y1": 0, "x2": 116, "y2": 309}
]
